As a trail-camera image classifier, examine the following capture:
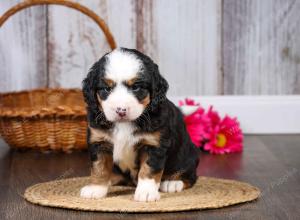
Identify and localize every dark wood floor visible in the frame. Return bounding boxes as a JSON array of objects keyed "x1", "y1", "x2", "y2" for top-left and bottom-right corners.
[{"x1": 0, "y1": 135, "x2": 299, "y2": 220}]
